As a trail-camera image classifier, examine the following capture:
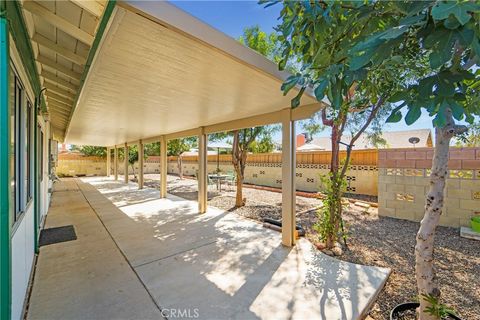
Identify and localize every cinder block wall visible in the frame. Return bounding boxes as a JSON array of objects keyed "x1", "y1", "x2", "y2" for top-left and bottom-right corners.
[
  {"x1": 378, "y1": 148, "x2": 480, "y2": 227},
  {"x1": 165, "y1": 161, "x2": 378, "y2": 196}
]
